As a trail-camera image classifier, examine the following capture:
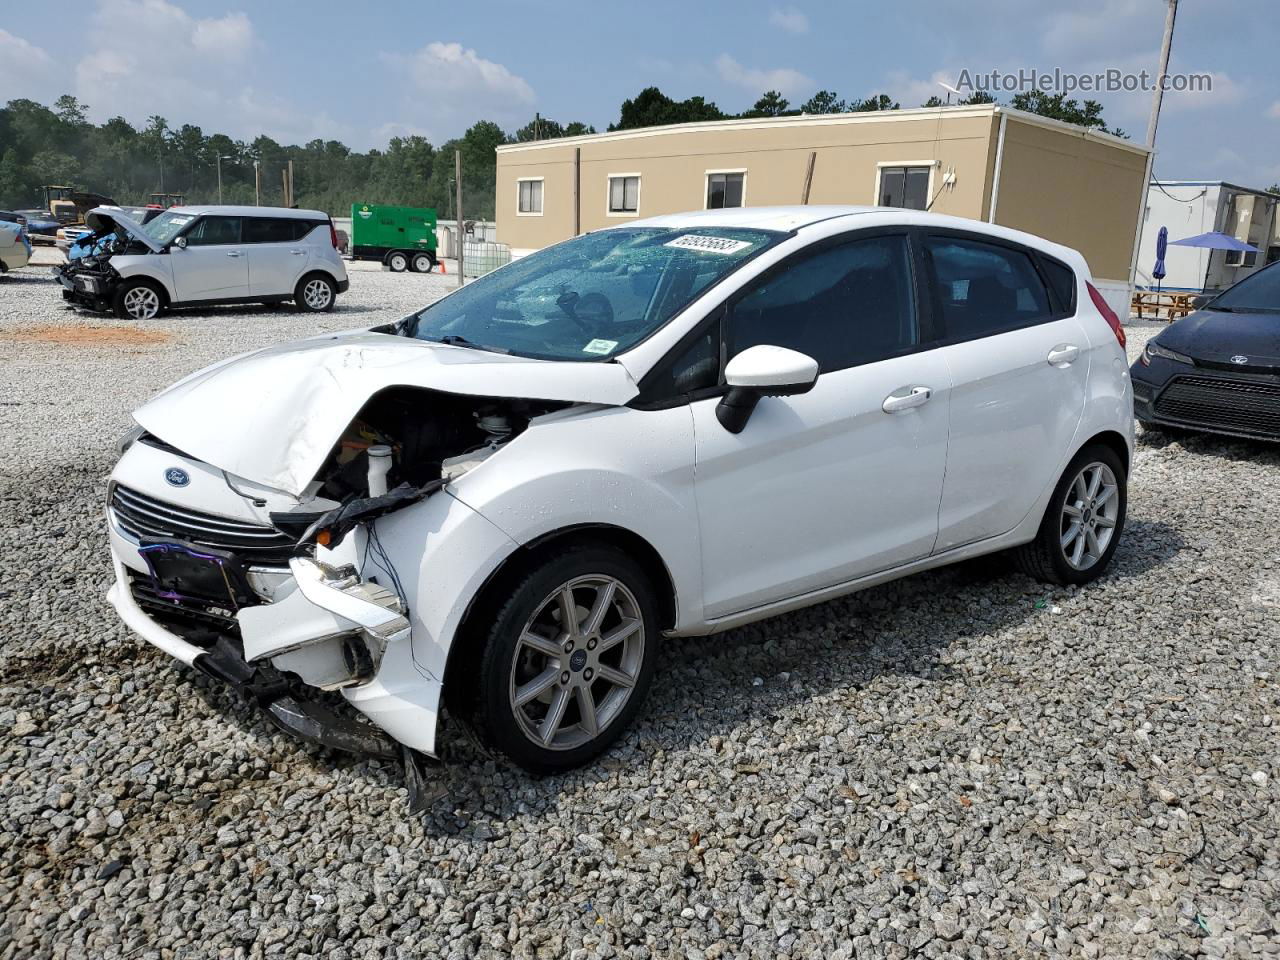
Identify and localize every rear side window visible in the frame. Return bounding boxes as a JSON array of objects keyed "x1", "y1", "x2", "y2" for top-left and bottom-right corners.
[
  {"x1": 925, "y1": 236, "x2": 1052, "y2": 340},
  {"x1": 727, "y1": 234, "x2": 917, "y2": 374},
  {"x1": 1039, "y1": 256, "x2": 1078, "y2": 313},
  {"x1": 243, "y1": 217, "x2": 310, "y2": 243}
]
